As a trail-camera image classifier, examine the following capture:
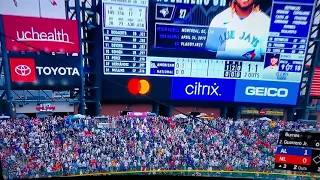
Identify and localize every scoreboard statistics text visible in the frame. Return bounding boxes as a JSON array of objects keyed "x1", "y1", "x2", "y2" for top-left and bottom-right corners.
[
  {"x1": 275, "y1": 131, "x2": 320, "y2": 173},
  {"x1": 102, "y1": 0, "x2": 315, "y2": 84}
]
